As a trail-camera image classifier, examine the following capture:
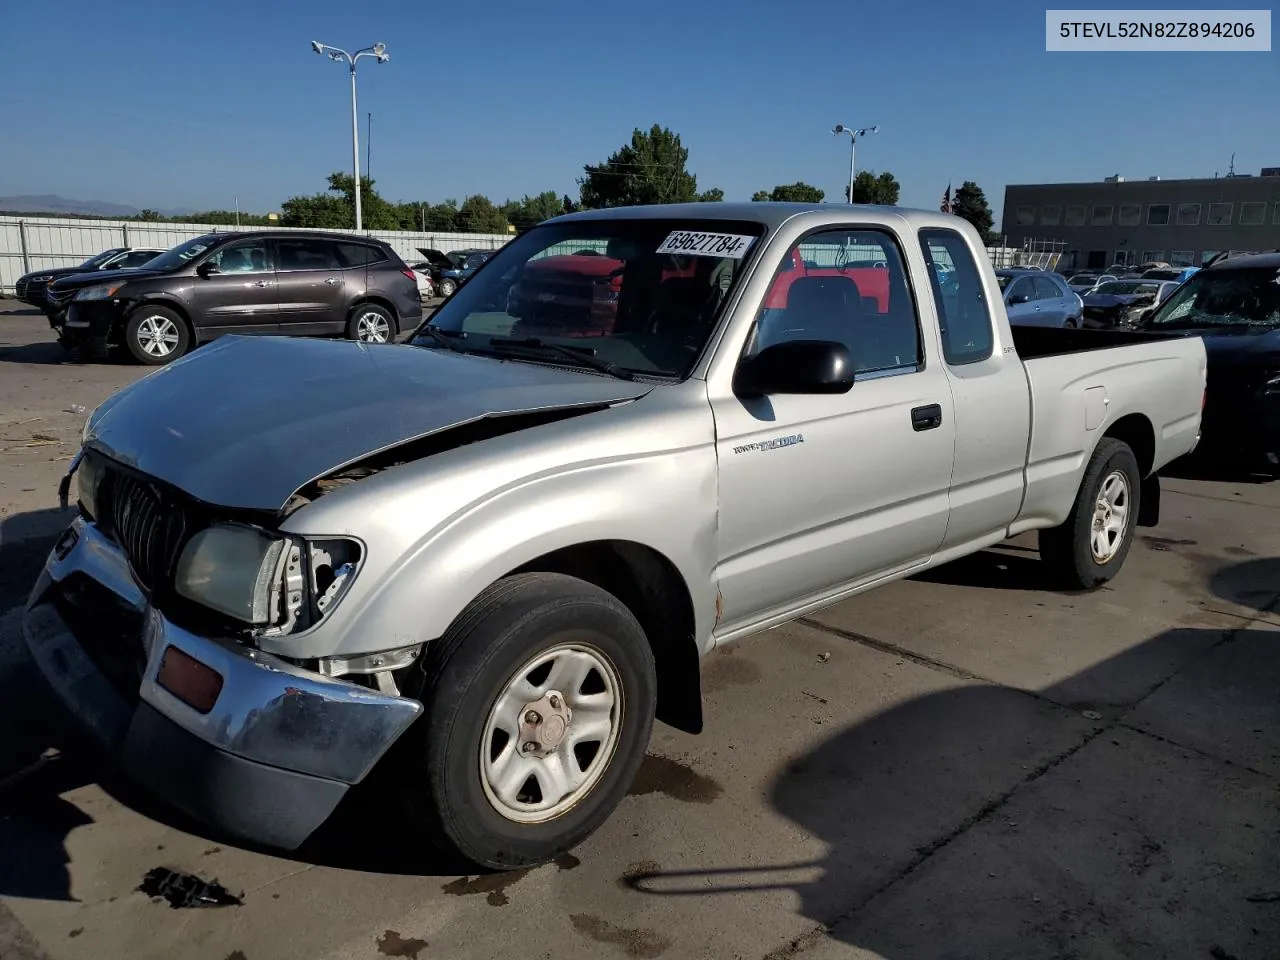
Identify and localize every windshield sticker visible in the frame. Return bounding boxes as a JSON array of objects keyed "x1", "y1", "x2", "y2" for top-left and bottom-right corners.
[{"x1": 656, "y1": 231, "x2": 756, "y2": 259}]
